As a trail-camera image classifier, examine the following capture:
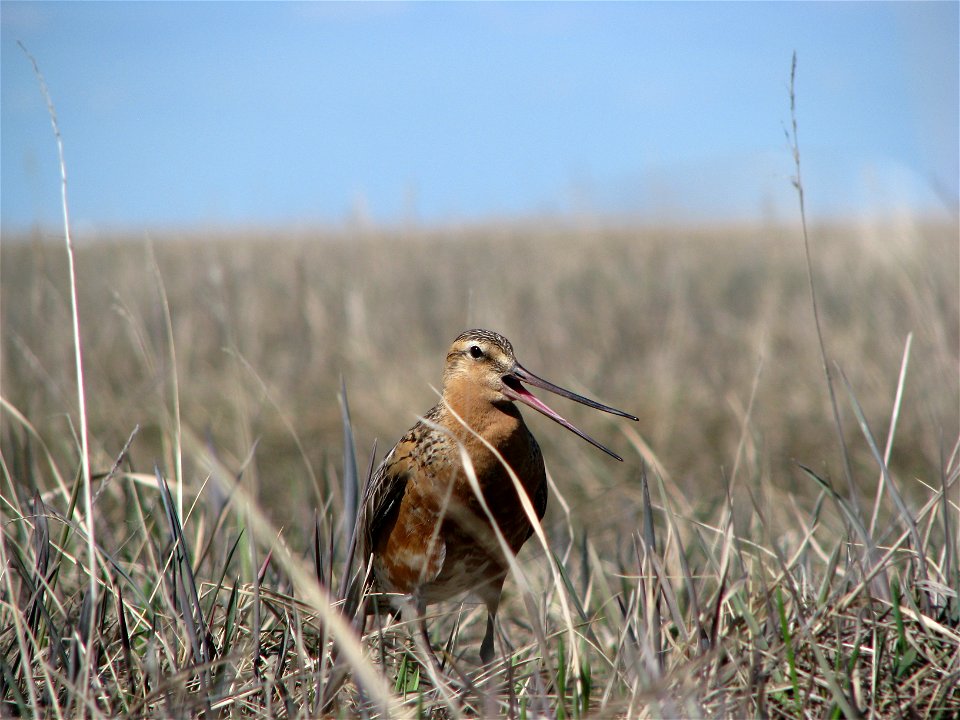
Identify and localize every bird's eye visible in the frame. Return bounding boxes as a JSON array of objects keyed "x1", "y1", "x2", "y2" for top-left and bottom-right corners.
[{"x1": 468, "y1": 345, "x2": 484, "y2": 359}]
